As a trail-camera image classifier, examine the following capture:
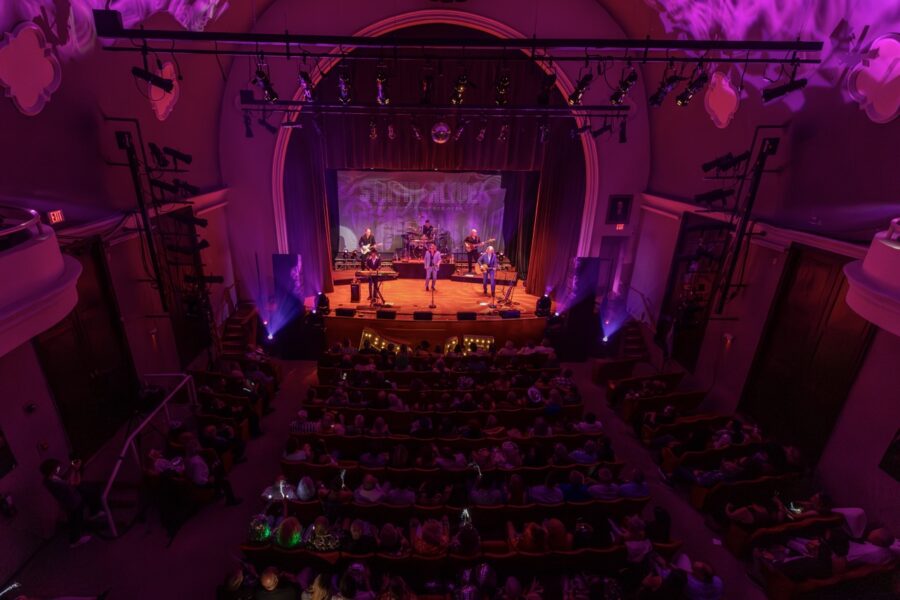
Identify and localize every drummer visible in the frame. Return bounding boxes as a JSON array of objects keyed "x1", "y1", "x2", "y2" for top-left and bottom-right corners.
[{"x1": 422, "y1": 219, "x2": 434, "y2": 240}]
